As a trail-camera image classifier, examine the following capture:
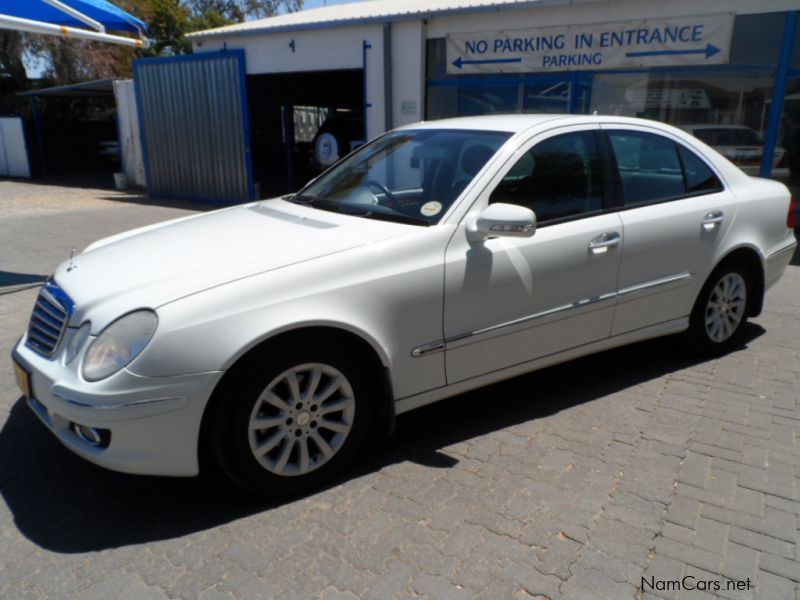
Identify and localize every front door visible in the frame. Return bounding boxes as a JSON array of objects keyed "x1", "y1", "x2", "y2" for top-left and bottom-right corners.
[{"x1": 443, "y1": 126, "x2": 623, "y2": 383}]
